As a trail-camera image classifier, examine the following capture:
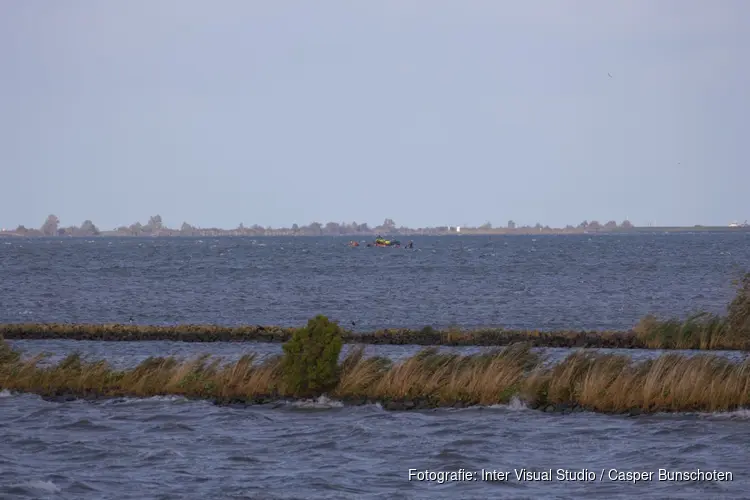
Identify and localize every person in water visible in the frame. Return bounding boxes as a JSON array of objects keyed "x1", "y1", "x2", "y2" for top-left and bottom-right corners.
[{"x1": 407, "y1": 241, "x2": 413, "y2": 249}]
